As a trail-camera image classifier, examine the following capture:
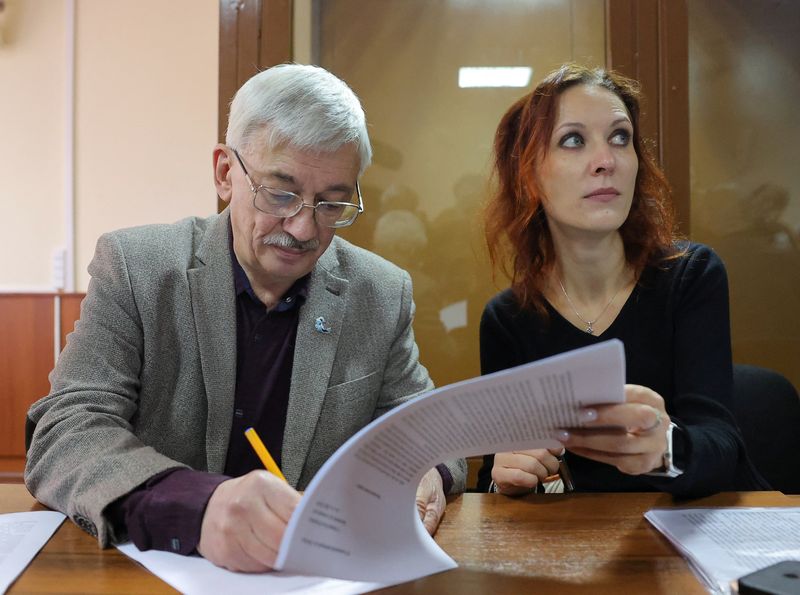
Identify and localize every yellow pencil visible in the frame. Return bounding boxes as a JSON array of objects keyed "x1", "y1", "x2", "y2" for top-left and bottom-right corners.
[{"x1": 244, "y1": 427, "x2": 287, "y2": 482}]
